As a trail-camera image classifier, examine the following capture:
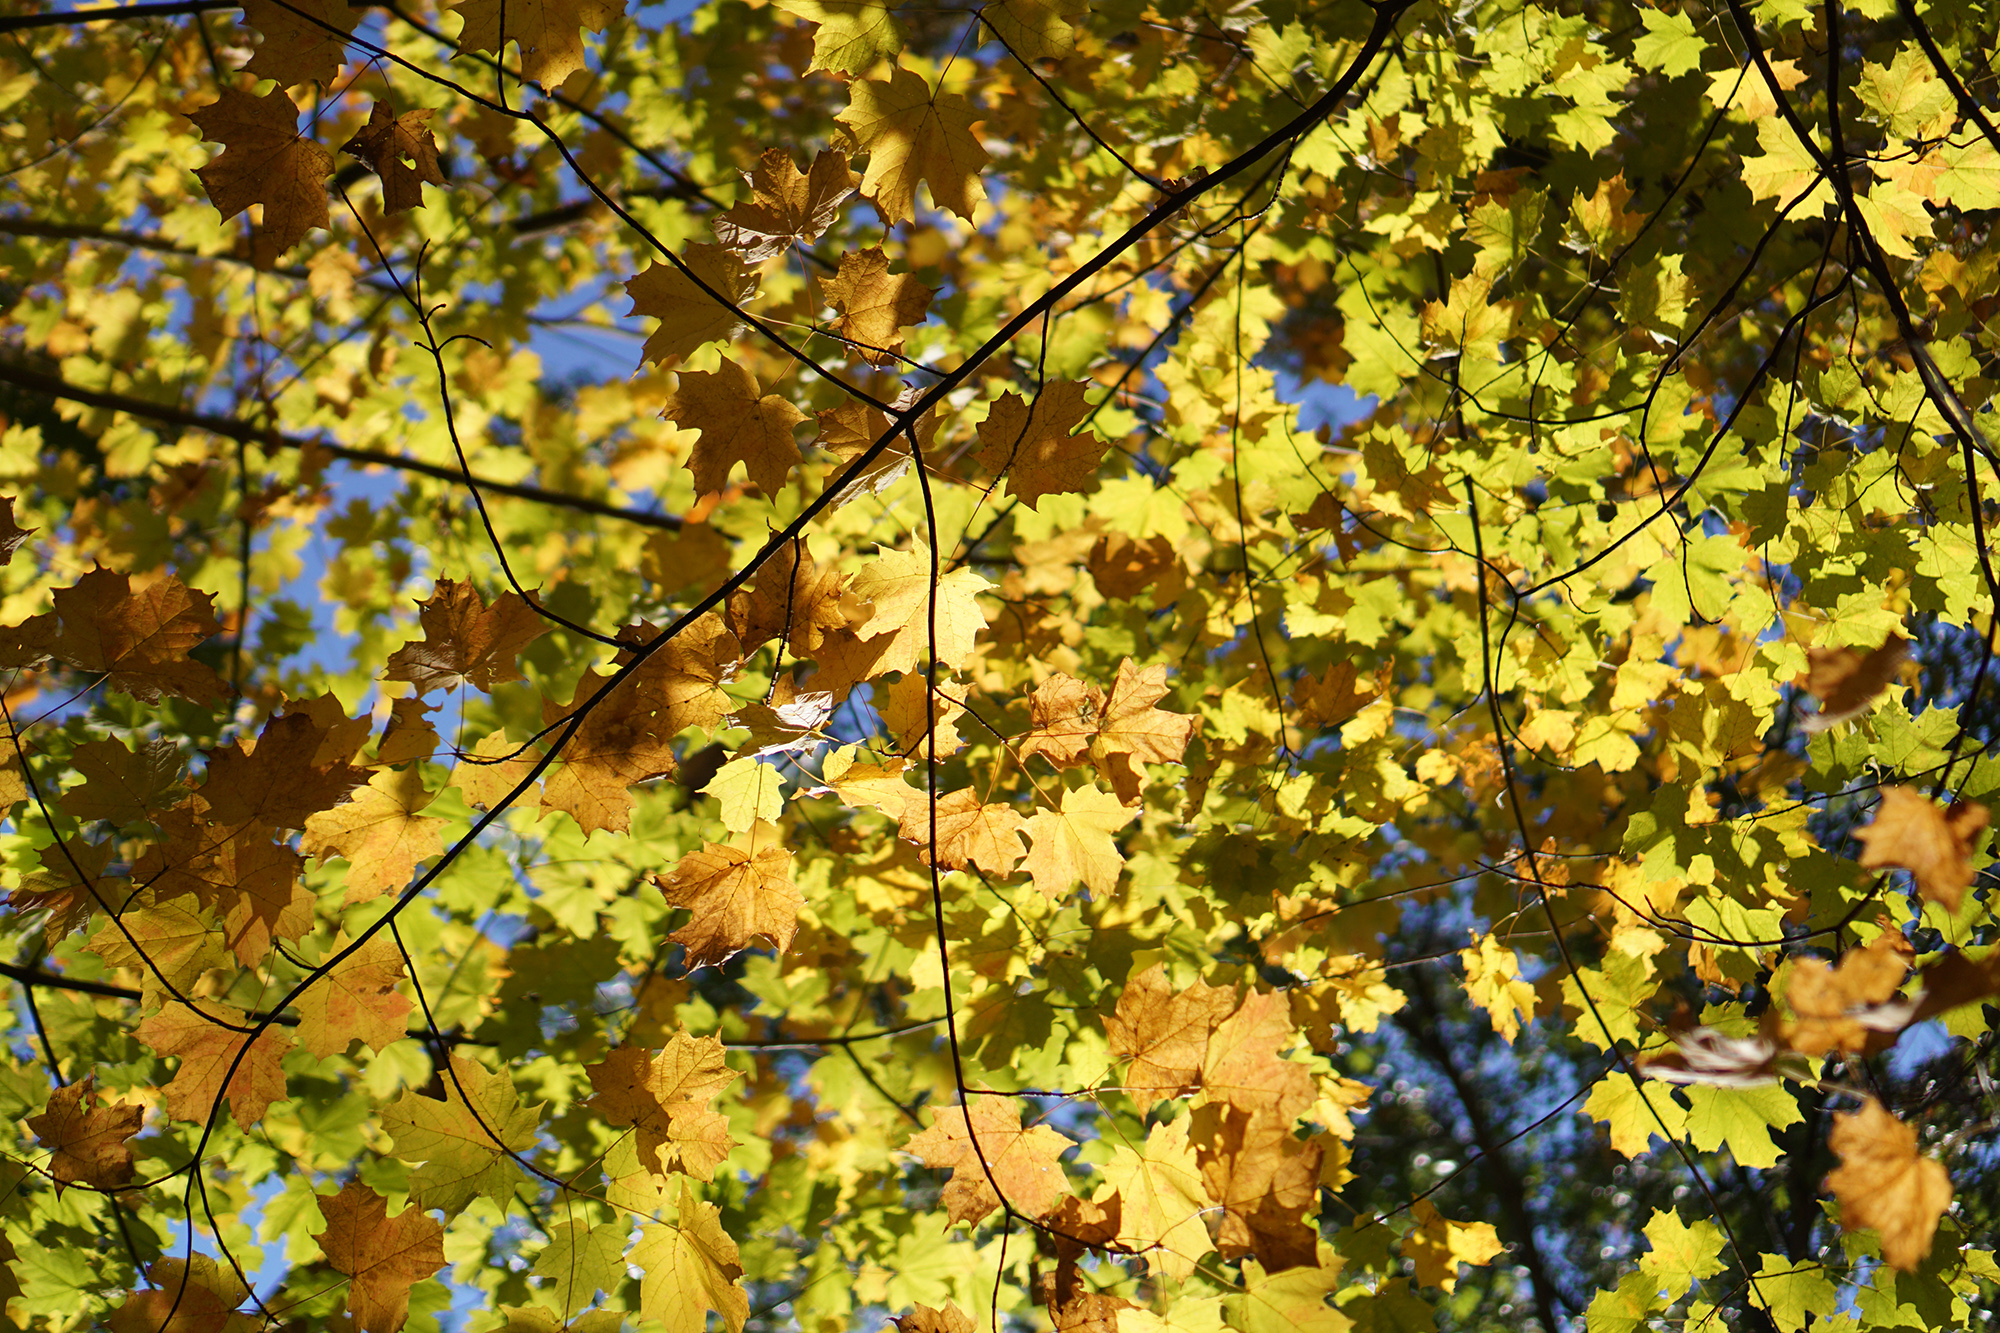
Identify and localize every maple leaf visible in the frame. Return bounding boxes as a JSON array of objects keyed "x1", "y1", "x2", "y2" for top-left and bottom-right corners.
[
  {"x1": 452, "y1": 730, "x2": 540, "y2": 810},
  {"x1": 538, "y1": 667, "x2": 682, "y2": 835},
  {"x1": 1041, "y1": 1256, "x2": 1135, "y2": 1332},
  {"x1": 631, "y1": 1181, "x2": 750, "y2": 1333},
  {"x1": 628, "y1": 244, "x2": 760, "y2": 368},
  {"x1": 727, "y1": 535, "x2": 852, "y2": 656},
  {"x1": 201, "y1": 708, "x2": 369, "y2": 830},
  {"x1": 378, "y1": 697, "x2": 442, "y2": 766},
  {"x1": 1825, "y1": 1097, "x2": 1951, "y2": 1271},
  {"x1": 8, "y1": 836, "x2": 116, "y2": 943},
  {"x1": 815, "y1": 387, "x2": 938, "y2": 505},
  {"x1": 188, "y1": 86, "x2": 334, "y2": 261},
  {"x1": 531, "y1": 1219, "x2": 628, "y2": 1318},
  {"x1": 1781, "y1": 932, "x2": 1915, "y2": 1056},
  {"x1": 27, "y1": 1076, "x2": 143, "y2": 1194},
  {"x1": 821, "y1": 247, "x2": 934, "y2": 365},
  {"x1": 1801, "y1": 636, "x2": 1907, "y2": 732},
  {"x1": 586, "y1": 1034, "x2": 741, "y2": 1179},
  {"x1": 107, "y1": 1257, "x2": 256, "y2": 1333},
  {"x1": 84, "y1": 891, "x2": 230, "y2": 1009},
  {"x1": 1225, "y1": 1246, "x2": 1351, "y2": 1333},
  {"x1": 879, "y1": 671, "x2": 966, "y2": 758},
  {"x1": 1091, "y1": 1117, "x2": 1215, "y2": 1280},
  {"x1": 60, "y1": 737, "x2": 183, "y2": 827},
  {"x1": 1020, "y1": 782, "x2": 1137, "y2": 900},
  {"x1": 453, "y1": 0, "x2": 624, "y2": 86},
  {"x1": 1189, "y1": 1102, "x2": 1323, "y2": 1272},
  {"x1": 843, "y1": 543, "x2": 991, "y2": 676},
  {"x1": 892, "y1": 1305, "x2": 975, "y2": 1333},
  {"x1": 40, "y1": 568, "x2": 226, "y2": 704},
  {"x1": 1091, "y1": 658, "x2": 1197, "y2": 801},
  {"x1": 713, "y1": 148, "x2": 858, "y2": 258},
  {"x1": 982, "y1": 0, "x2": 1086, "y2": 59},
  {"x1": 1460, "y1": 933, "x2": 1536, "y2": 1043},
  {"x1": 1104, "y1": 964, "x2": 1237, "y2": 1104},
  {"x1": 974, "y1": 382, "x2": 1112, "y2": 510},
  {"x1": 1853, "y1": 786, "x2": 1990, "y2": 910},
  {"x1": 837, "y1": 65, "x2": 991, "y2": 224},
  {"x1": 902, "y1": 1097, "x2": 1070, "y2": 1226},
  {"x1": 657, "y1": 832, "x2": 801, "y2": 969},
  {"x1": 1018, "y1": 673, "x2": 1103, "y2": 768},
  {"x1": 315, "y1": 1181, "x2": 447, "y2": 1333},
  {"x1": 136, "y1": 1001, "x2": 292, "y2": 1124},
  {"x1": 135, "y1": 817, "x2": 312, "y2": 966},
  {"x1": 341, "y1": 102, "x2": 446, "y2": 215},
  {"x1": 294, "y1": 932, "x2": 413, "y2": 1058},
  {"x1": 0, "y1": 496, "x2": 34, "y2": 566},
  {"x1": 898, "y1": 787, "x2": 1026, "y2": 875},
  {"x1": 1291, "y1": 659, "x2": 1383, "y2": 728},
  {"x1": 772, "y1": 0, "x2": 901, "y2": 74},
  {"x1": 386, "y1": 578, "x2": 549, "y2": 694},
  {"x1": 382, "y1": 1054, "x2": 544, "y2": 1217},
  {"x1": 663, "y1": 357, "x2": 807, "y2": 498},
  {"x1": 1200, "y1": 988, "x2": 1316, "y2": 1124},
  {"x1": 1404, "y1": 1199, "x2": 1503, "y2": 1292},
  {"x1": 302, "y1": 765, "x2": 446, "y2": 905},
  {"x1": 239, "y1": 0, "x2": 357, "y2": 87}
]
